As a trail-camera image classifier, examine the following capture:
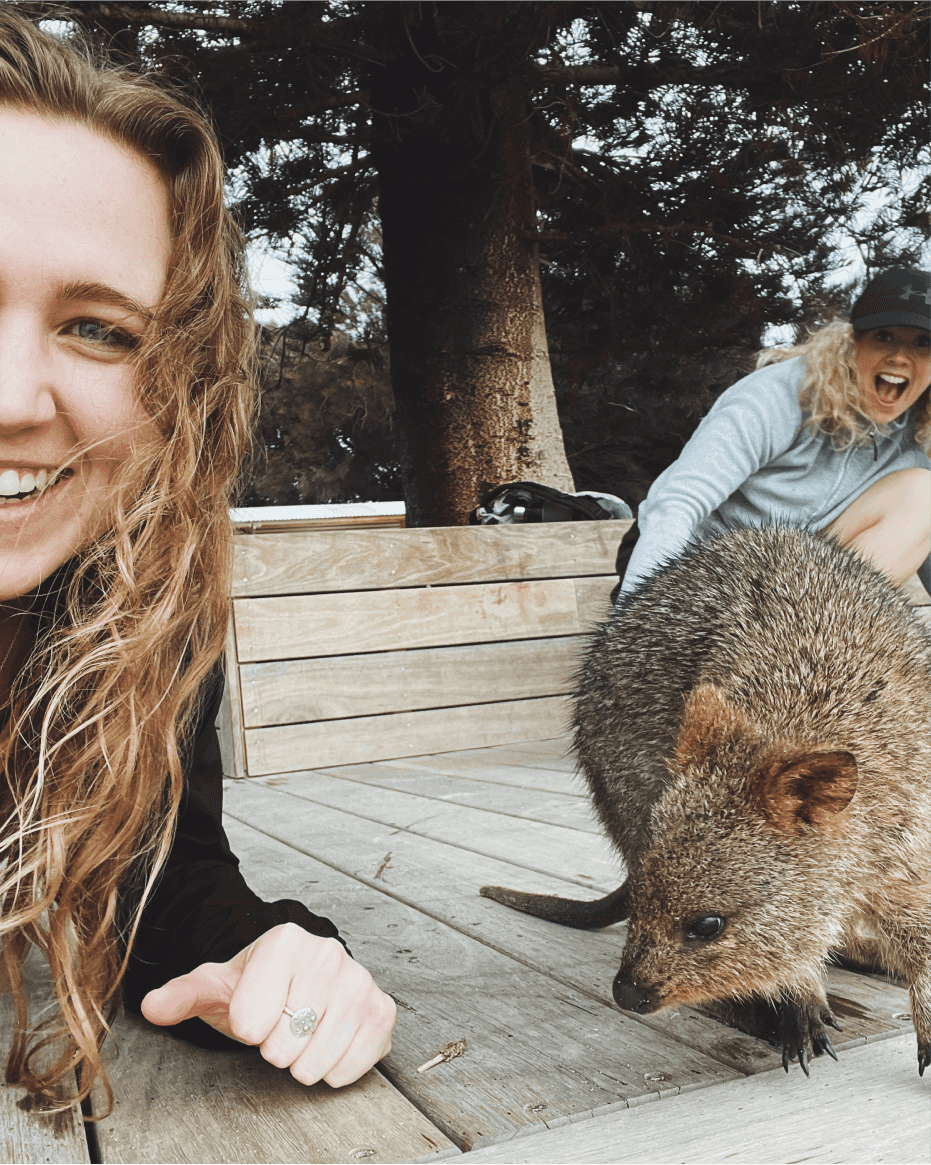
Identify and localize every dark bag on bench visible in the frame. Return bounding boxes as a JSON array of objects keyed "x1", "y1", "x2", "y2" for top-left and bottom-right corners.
[{"x1": 470, "y1": 481, "x2": 631, "y2": 526}]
